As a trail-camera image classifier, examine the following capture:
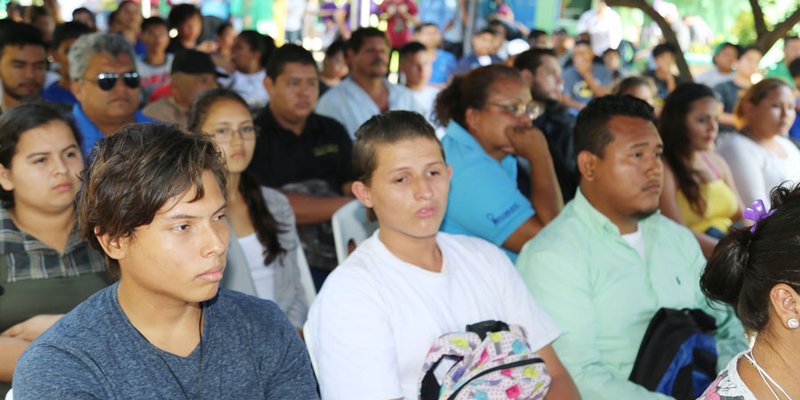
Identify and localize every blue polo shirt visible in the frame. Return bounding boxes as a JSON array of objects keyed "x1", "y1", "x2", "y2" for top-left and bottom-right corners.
[
  {"x1": 73, "y1": 104, "x2": 156, "y2": 157},
  {"x1": 440, "y1": 121, "x2": 534, "y2": 261},
  {"x1": 41, "y1": 83, "x2": 78, "y2": 106}
]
